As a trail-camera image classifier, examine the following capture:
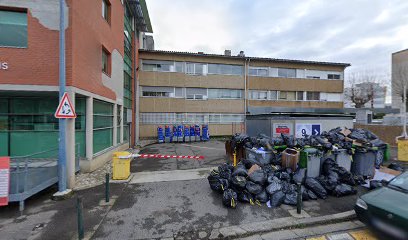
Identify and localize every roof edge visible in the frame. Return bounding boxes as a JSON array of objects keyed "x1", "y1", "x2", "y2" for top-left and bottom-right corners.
[
  {"x1": 139, "y1": 49, "x2": 351, "y2": 67},
  {"x1": 139, "y1": 0, "x2": 153, "y2": 33}
]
